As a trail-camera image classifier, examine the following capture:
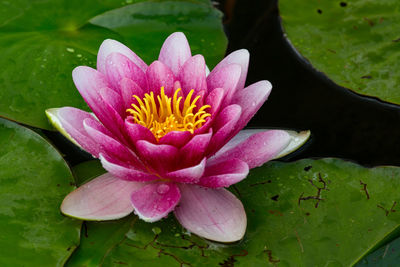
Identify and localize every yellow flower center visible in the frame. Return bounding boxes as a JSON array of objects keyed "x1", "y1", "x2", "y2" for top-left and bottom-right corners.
[{"x1": 127, "y1": 87, "x2": 211, "y2": 140}]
